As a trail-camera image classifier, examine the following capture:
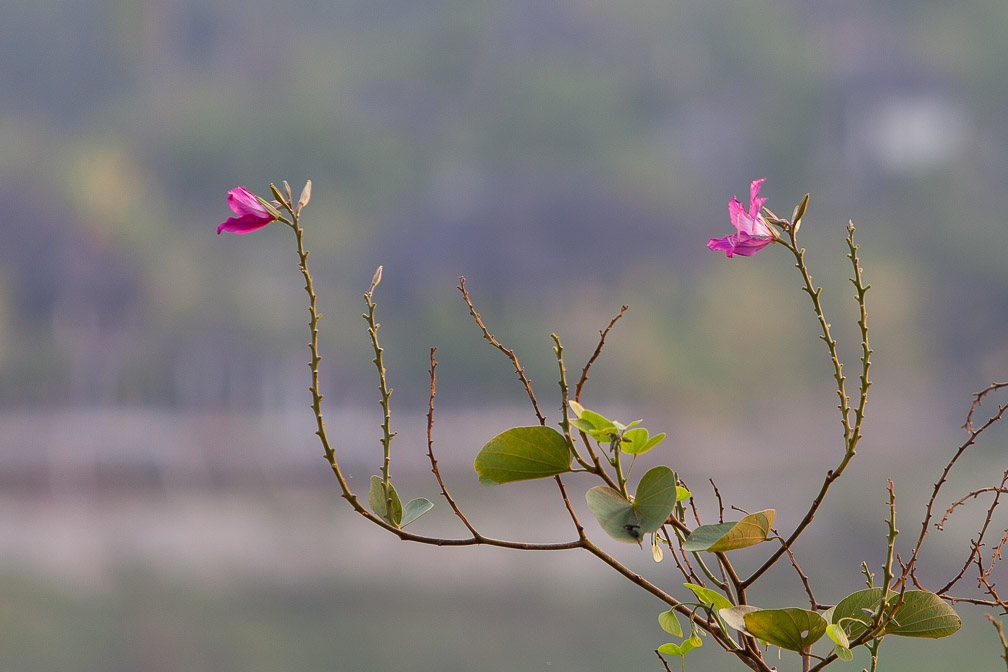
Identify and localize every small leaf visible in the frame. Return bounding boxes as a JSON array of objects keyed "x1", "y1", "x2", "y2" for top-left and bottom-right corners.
[
  {"x1": 676, "y1": 486, "x2": 692, "y2": 501},
  {"x1": 474, "y1": 426, "x2": 571, "y2": 485},
  {"x1": 720, "y1": 605, "x2": 761, "y2": 633},
  {"x1": 826, "y1": 623, "x2": 849, "y2": 648},
  {"x1": 652, "y1": 534, "x2": 664, "y2": 563},
  {"x1": 743, "y1": 608, "x2": 826, "y2": 652},
  {"x1": 400, "y1": 497, "x2": 434, "y2": 527},
  {"x1": 585, "y1": 486, "x2": 642, "y2": 543},
  {"x1": 368, "y1": 475, "x2": 403, "y2": 527},
  {"x1": 659, "y1": 609, "x2": 683, "y2": 637},
  {"x1": 621, "y1": 427, "x2": 649, "y2": 454},
  {"x1": 634, "y1": 466, "x2": 680, "y2": 533},
  {"x1": 681, "y1": 510, "x2": 776, "y2": 552},
  {"x1": 684, "y1": 583, "x2": 733, "y2": 613},
  {"x1": 658, "y1": 636, "x2": 700, "y2": 656},
  {"x1": 834, "y1": 644, "x2": 853, "y2": 662},
  {"x1": 568, "y1": 400, "x2": 585, "y2": 417}
]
